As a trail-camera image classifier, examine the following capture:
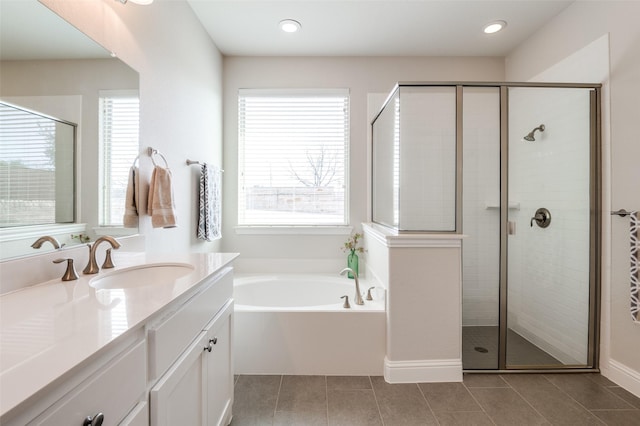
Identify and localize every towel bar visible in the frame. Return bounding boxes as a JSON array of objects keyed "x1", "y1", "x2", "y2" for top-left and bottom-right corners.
[
  {"x1": 186, "y1": 159, "x2": 224, "y2": 172},
  {"x1": 611, "y1": 209, "x2": 631, "y2": 217},
  {"x1": 612, "y1": 209, "x2": 633, "y2": 217}
]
